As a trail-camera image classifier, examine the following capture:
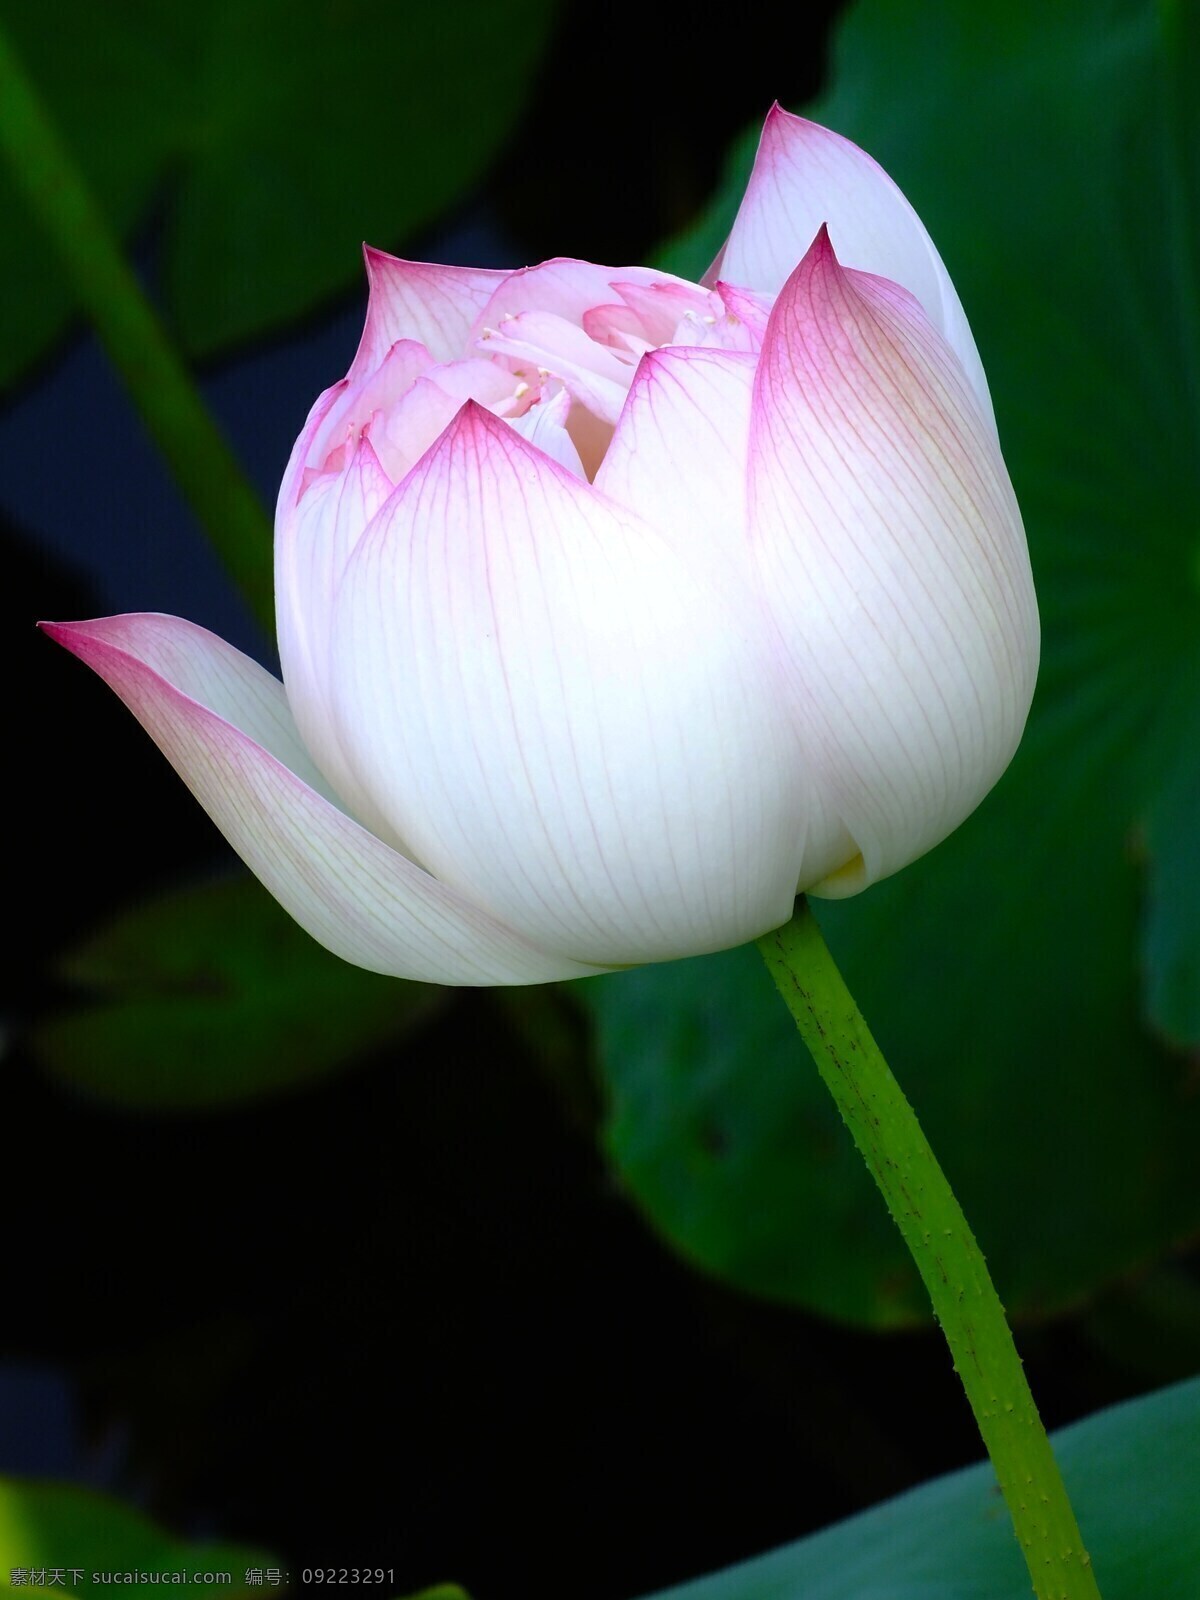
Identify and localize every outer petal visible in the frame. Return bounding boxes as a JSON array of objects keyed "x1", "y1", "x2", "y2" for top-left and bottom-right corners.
[
  {"x1": 594, "y1": 344, "x2": 862, "y2": 886},
  {"x1": 716, "y1": 106, "x2": 993, "y2": 428},
  {"x1": 350, "y1": 248, "x2": 508, "y2": 374},
  {"x1": 329, "y1": 403, "x2": 808, "y2": 967},
  {"x1": 593, "y1": 346, "x2": 757, "y2": 569},
  {"x1": 41, "y1": 614, "x2": 608, "y2": 985},
  {"x1": 748, "y1": 229, "x2": 1038, "y2": 895}
]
